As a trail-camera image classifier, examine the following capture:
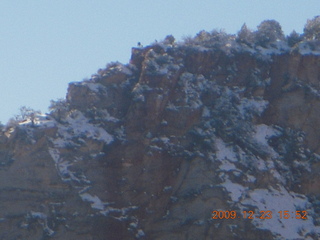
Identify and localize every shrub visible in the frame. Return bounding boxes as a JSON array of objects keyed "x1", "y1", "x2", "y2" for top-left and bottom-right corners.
[
  {"x1": 164, "y1": 35, "x2": 175, "y2": 45},
  {"x1": 287, "y1": 30, "x2": 303, "y2": 47},
  {"x1": 191, "y1": 29, "x2": 231, "y2": 48},
  {"x1": 182, "y1": 35, "x2": 195, "y2": 45},
  {"x1": 255, "y1": 20, "x2": 284, "y2": 47},
  {"x1": 48, "y1": 99, "x2": 69, "y2": 122},
  {"x1": 194, "y1": 30, "x2": 212, "y2": 43}
]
